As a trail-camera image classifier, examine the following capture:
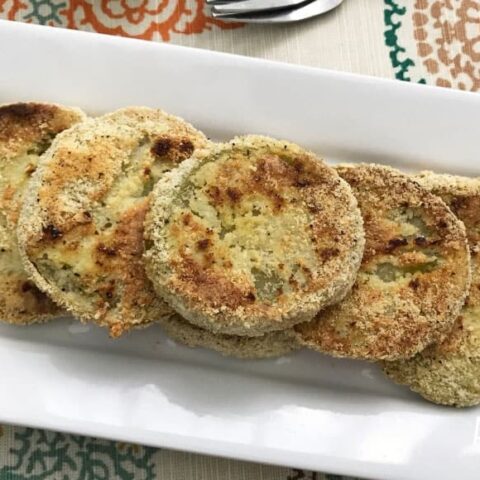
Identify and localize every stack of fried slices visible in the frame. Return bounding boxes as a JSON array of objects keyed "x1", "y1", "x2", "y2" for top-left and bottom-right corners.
[{"x1": 2, "y1": 102, "x2": 478, "y2": 408}]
